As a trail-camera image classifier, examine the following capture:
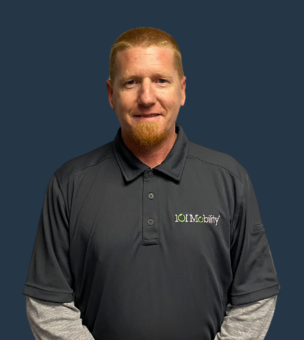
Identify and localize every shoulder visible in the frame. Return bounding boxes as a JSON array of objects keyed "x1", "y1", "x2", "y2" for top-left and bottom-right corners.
[
  {"x1": 187, "y1": 140, "x2": 248, "y2": 185},
  {"x1": 54, "y1": 141, "x2": 114, "y2": 184}
]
